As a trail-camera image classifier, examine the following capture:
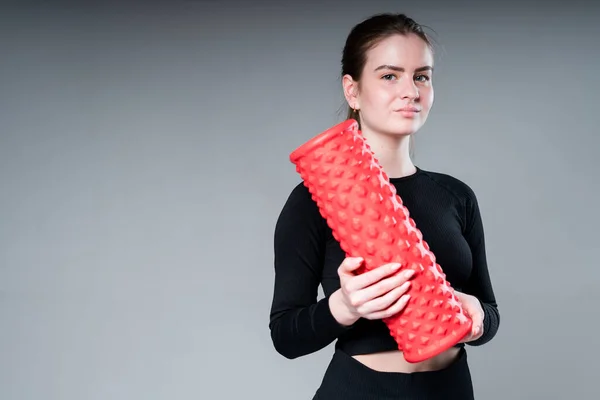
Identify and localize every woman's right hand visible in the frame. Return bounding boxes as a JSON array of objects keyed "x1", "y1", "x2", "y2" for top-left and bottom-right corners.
[{"x1": 330, "y1": 256, "x2": 415, "y2": 326}]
